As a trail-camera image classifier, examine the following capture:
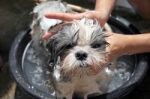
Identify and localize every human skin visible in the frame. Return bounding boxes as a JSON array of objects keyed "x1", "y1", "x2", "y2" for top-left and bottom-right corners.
[
  {"x1": 105, "y1": 33, "x2": 150, "y2": 62},
  {"x1": 43, "y1": 0, "x2": 116, "y2": 40},
  {"x1": 43, "y1": 0, "x2": 150, "y2": 65},
  {"x1": 45, "y1": 0, "x2": 116, "y2": 26},
  {"x1": 128, "y1": 0, "x2": 150, "y2": 19}
]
